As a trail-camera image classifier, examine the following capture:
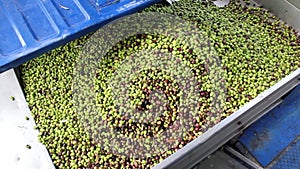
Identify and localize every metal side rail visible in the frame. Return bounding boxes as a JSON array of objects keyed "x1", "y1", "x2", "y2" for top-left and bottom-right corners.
[
  {"x1": 254, "y1": 0, "x2": 300, "y2": 32},
  {"x1": 0, "y1": 69, "x2": 55, "y2": 169},
  {"x1": 153, "y1": 69, "x2": 300, "y2": 169}
]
